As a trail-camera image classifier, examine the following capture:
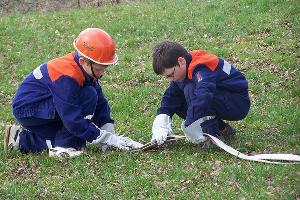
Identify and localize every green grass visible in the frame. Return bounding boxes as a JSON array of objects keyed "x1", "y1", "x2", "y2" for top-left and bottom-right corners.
[{"x1": 1, "y1": 0, "x2": 300, "y2": 199}]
